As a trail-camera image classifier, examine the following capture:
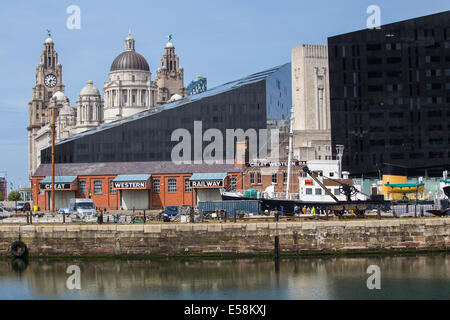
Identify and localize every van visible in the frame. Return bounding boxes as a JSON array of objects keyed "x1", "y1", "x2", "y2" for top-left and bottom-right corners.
[{"x1": 68, "y1": 198, "x2": 97, "y2": 218}]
